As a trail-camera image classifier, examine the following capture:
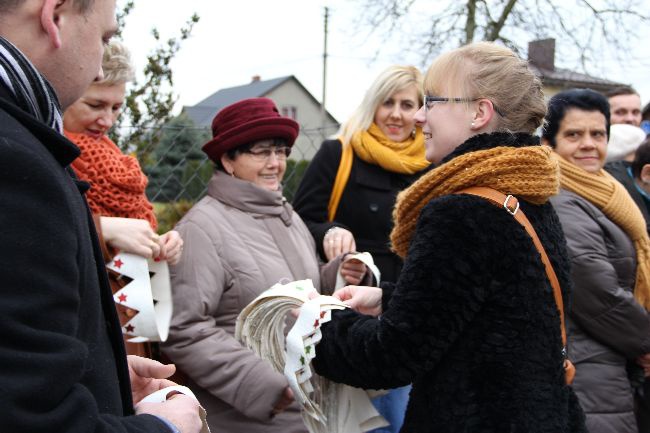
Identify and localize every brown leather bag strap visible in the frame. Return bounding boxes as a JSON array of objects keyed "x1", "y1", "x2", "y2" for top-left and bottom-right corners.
[{"x1": 454, "y1": 187, "x2": 567, "y2": 350}]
